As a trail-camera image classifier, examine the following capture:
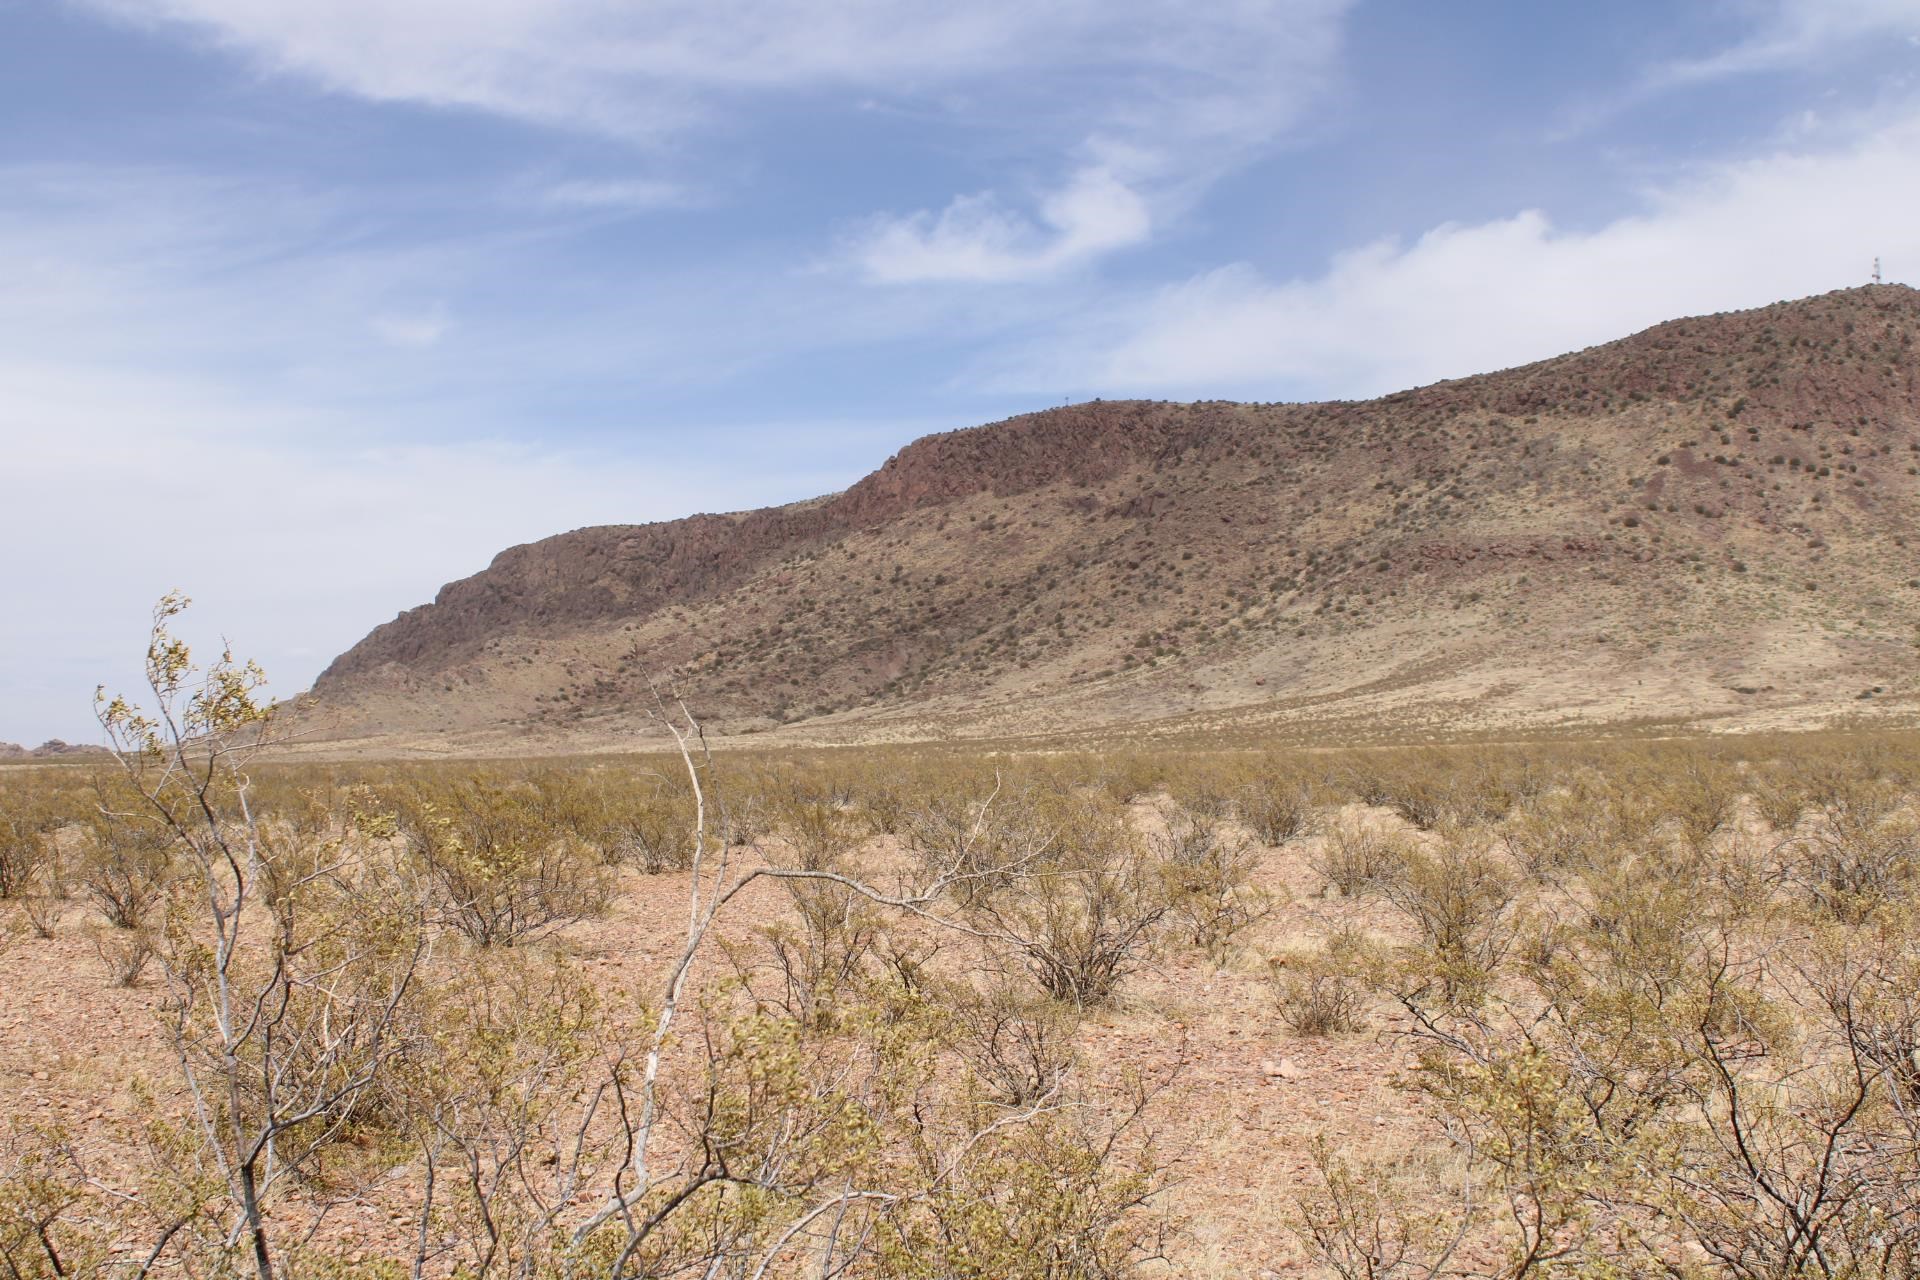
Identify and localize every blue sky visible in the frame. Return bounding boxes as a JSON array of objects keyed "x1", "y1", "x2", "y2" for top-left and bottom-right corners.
[{"x1": 3, "y1": 0, "x2": 1919, "y2": 743}]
